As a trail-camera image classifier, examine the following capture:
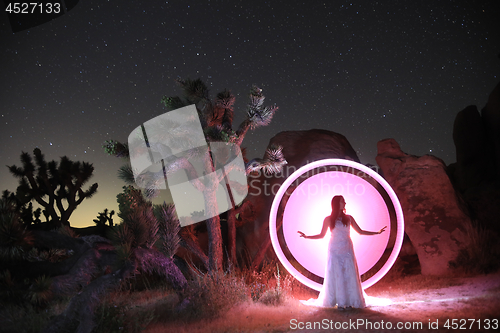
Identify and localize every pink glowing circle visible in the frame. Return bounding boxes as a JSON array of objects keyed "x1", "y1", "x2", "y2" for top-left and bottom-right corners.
[{"x1": 269, "y1": 159, "x2": 404, "y2": 291}]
